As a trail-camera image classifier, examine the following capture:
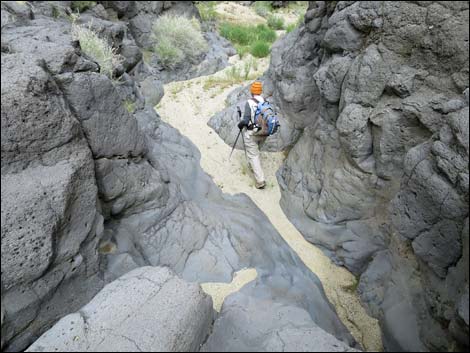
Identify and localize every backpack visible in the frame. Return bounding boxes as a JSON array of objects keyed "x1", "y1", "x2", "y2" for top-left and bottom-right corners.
[{"x1": 250, "y1": 97, "x2": 280, "y2": 136}]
